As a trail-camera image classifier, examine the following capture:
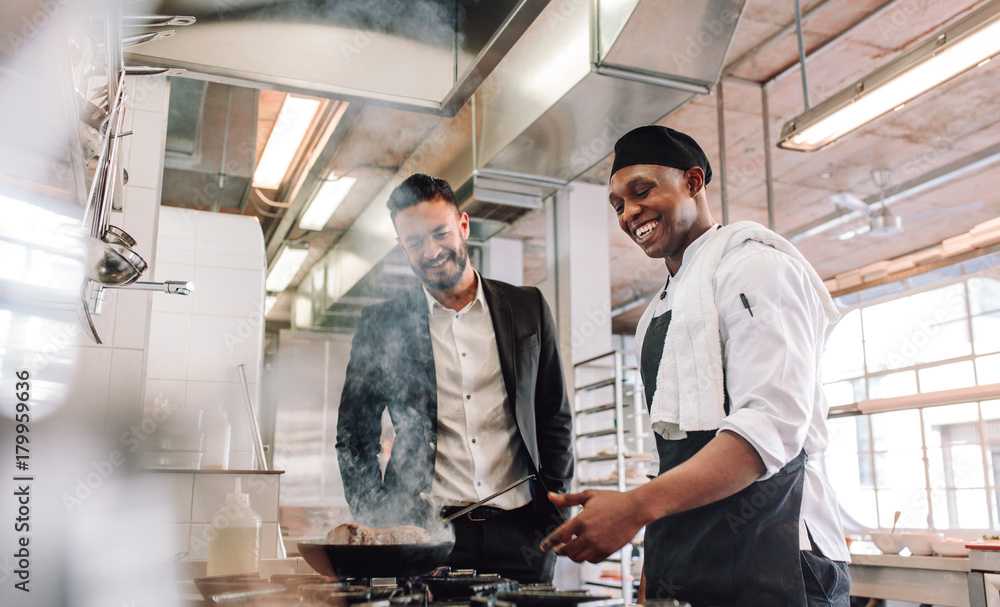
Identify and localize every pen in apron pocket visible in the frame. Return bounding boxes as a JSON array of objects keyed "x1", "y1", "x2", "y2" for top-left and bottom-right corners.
[{"x1": 740, "y1": 293, "x2": 753, "y2": 317}]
